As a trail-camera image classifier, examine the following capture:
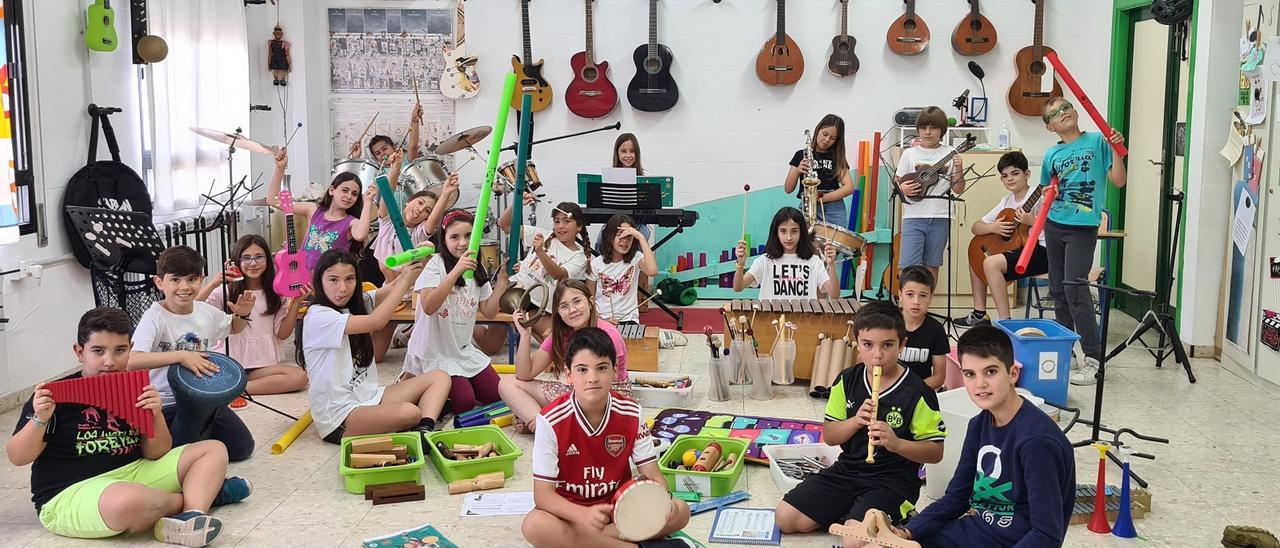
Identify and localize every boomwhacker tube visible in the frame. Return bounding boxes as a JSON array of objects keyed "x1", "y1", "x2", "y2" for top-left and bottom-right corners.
[
  {"x1": 385, "y1": 245, "x2": 436, "y2": 268},
  {"x1": 465, "y1": 72, "x2": 518, "y2": 280},
  {"x1": 1045, "y1": 51, "x2": 1128, "y2": 158},
  {"x1": 1015, "y1": 177, "x2": 1058, "y2": 274},
  {"x1": 506, "y1": 93, "x2": 536, "y2": 275}
]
